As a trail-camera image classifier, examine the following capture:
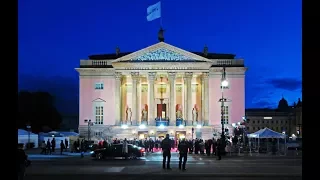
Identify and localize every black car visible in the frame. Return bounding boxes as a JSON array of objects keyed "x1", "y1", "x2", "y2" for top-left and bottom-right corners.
[{"x1": 91, "y1": 144, "x2": 145, "y2": 160}]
